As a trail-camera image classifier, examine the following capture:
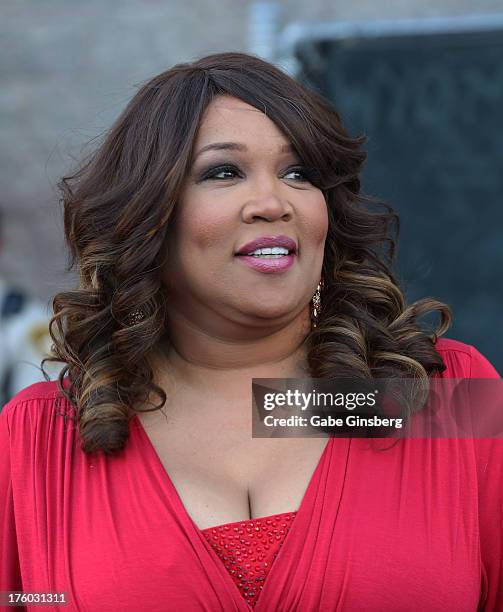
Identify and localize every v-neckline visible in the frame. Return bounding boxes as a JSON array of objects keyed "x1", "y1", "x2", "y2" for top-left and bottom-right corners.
[{"x1": 132, "y1": 414, "x2": 333, "y2": 610}]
